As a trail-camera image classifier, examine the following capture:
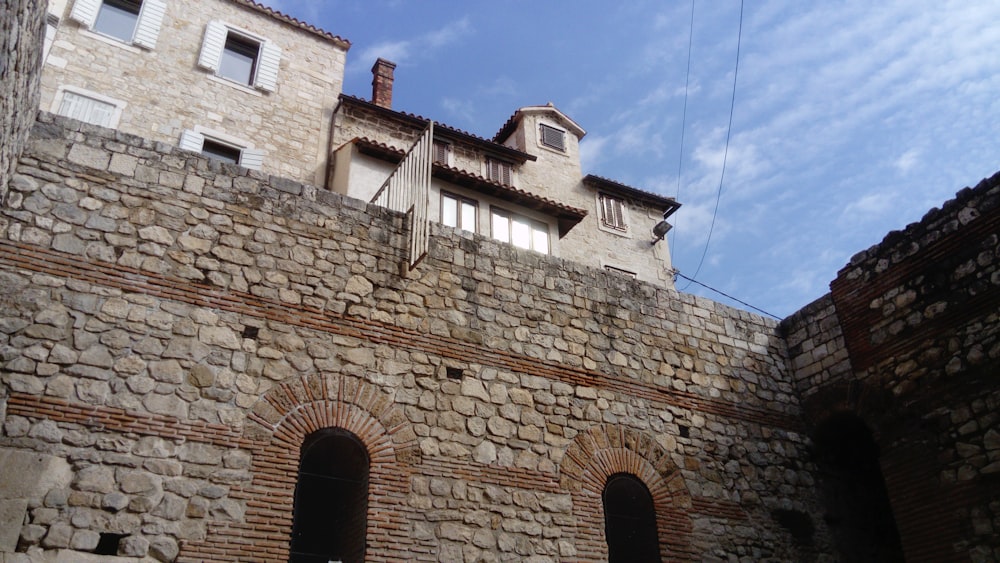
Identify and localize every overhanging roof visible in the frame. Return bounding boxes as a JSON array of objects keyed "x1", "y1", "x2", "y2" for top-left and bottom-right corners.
[
  {"x1": 351, "y1": 137, "x2": 586, "y2": 237},
  {"x1": 583, "y1": 175, "x2": 681, "y2": 217},
  {"x1": 339, "y1": 95, "x2": 536, "y2": 164}
]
